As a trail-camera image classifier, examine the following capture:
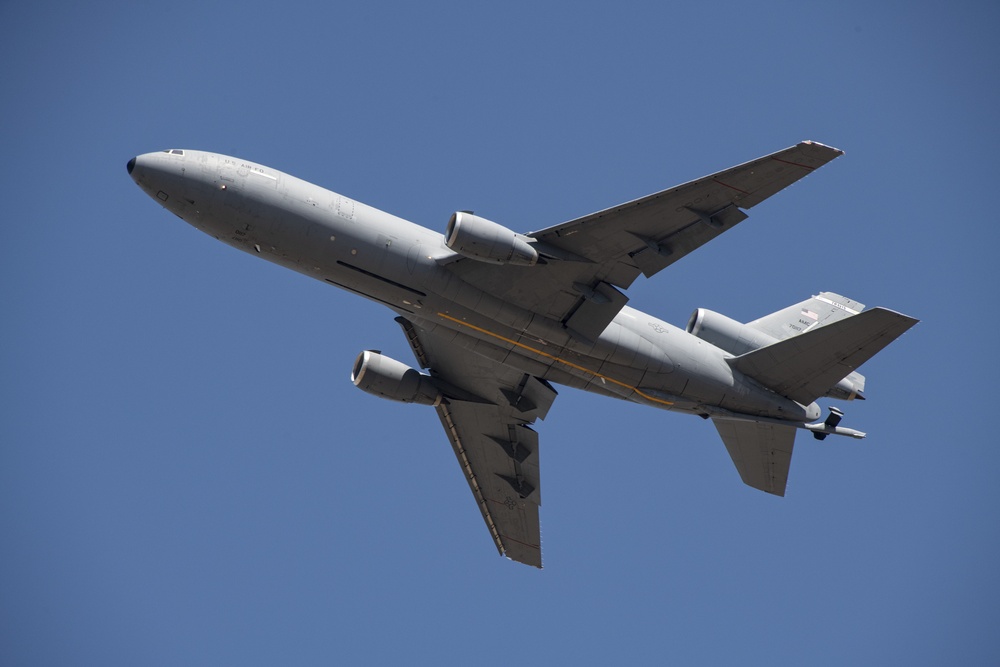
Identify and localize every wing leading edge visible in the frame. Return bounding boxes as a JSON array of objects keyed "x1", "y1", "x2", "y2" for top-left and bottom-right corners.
[{"x1": 396, "y1": 317, "x2": 557, "y2": 568}]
